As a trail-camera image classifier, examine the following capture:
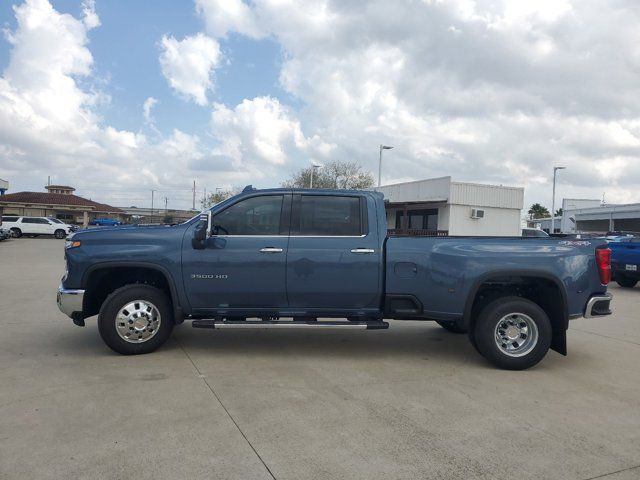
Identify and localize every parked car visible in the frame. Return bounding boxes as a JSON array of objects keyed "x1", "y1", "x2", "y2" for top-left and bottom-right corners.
[
  {"x1": 89, "y1": 218, "x2": 120, "y2": 226},
  {"x1": 522, "y1": 228, "x2": 549, "y2": 237},
  {"x1": 0, "y1": 227, "x2": 10, "y2": 240},
  {"x1": 609, "y1": 237, "x2": 640, "y2": 288},
  {"x1": 57, "y1": 187, "x2": 612, "y2": 370},
  {"x1": 1, "y1": 216, "x2": 74, "y2": 239},
  {"x1": 48, "y1": 217, "x2": 79, "y2": 232}
]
